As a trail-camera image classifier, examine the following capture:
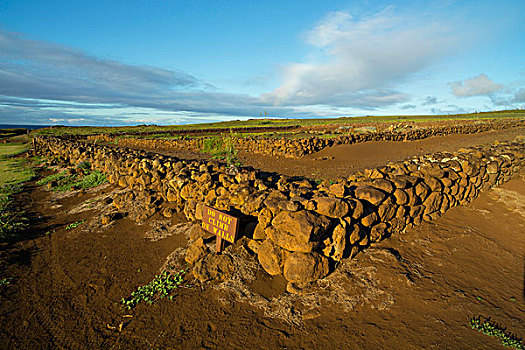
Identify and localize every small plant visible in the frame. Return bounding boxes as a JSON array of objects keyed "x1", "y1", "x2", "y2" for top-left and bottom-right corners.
[
  {"x1": 37, "y1": 163, "x2": 107, "y2": 192},
  {"x1": 469, "y1": 316, "x2": 524, "y2": 349},
  {"x1": 0, "y1": 277, "x2": 12, "y2": 287},
  {"x1": 201, "y1": 130, "x2": 241, "y2": 168},
  {"x1": 121, "y1": 269, "x2": 186, "y2": 309},
  {"x1": 65, "y1": 220, "x2": 84, "y2": 230}
]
